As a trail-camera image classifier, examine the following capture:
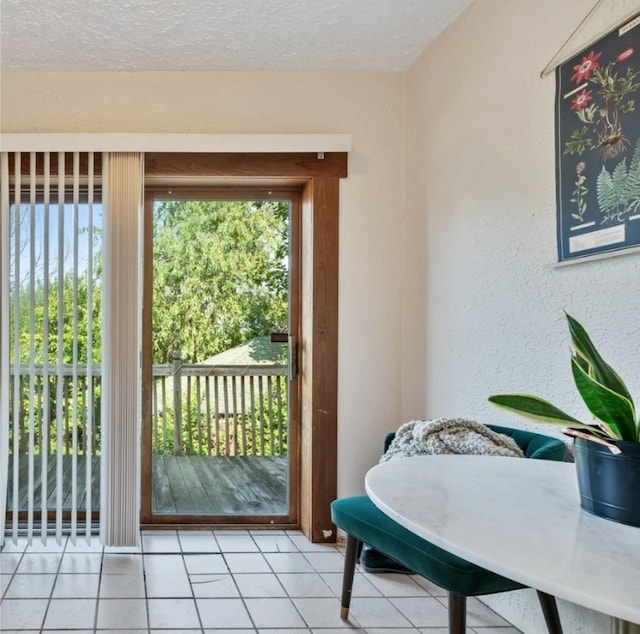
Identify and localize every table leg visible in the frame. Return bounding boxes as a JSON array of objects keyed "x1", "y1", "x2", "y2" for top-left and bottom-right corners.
[{"x1": 612, "y1": 618, "x2": 640, "y2": 634}]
